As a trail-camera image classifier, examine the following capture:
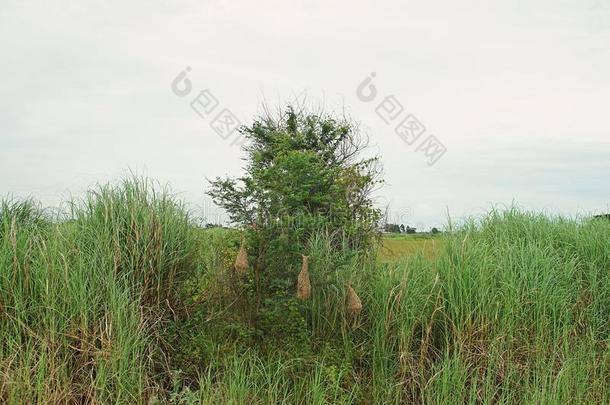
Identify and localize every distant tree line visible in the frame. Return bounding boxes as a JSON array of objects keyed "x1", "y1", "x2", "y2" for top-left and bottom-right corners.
[{"x1": 383, "y1": 223, "x2": 440, "y2": 234}]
